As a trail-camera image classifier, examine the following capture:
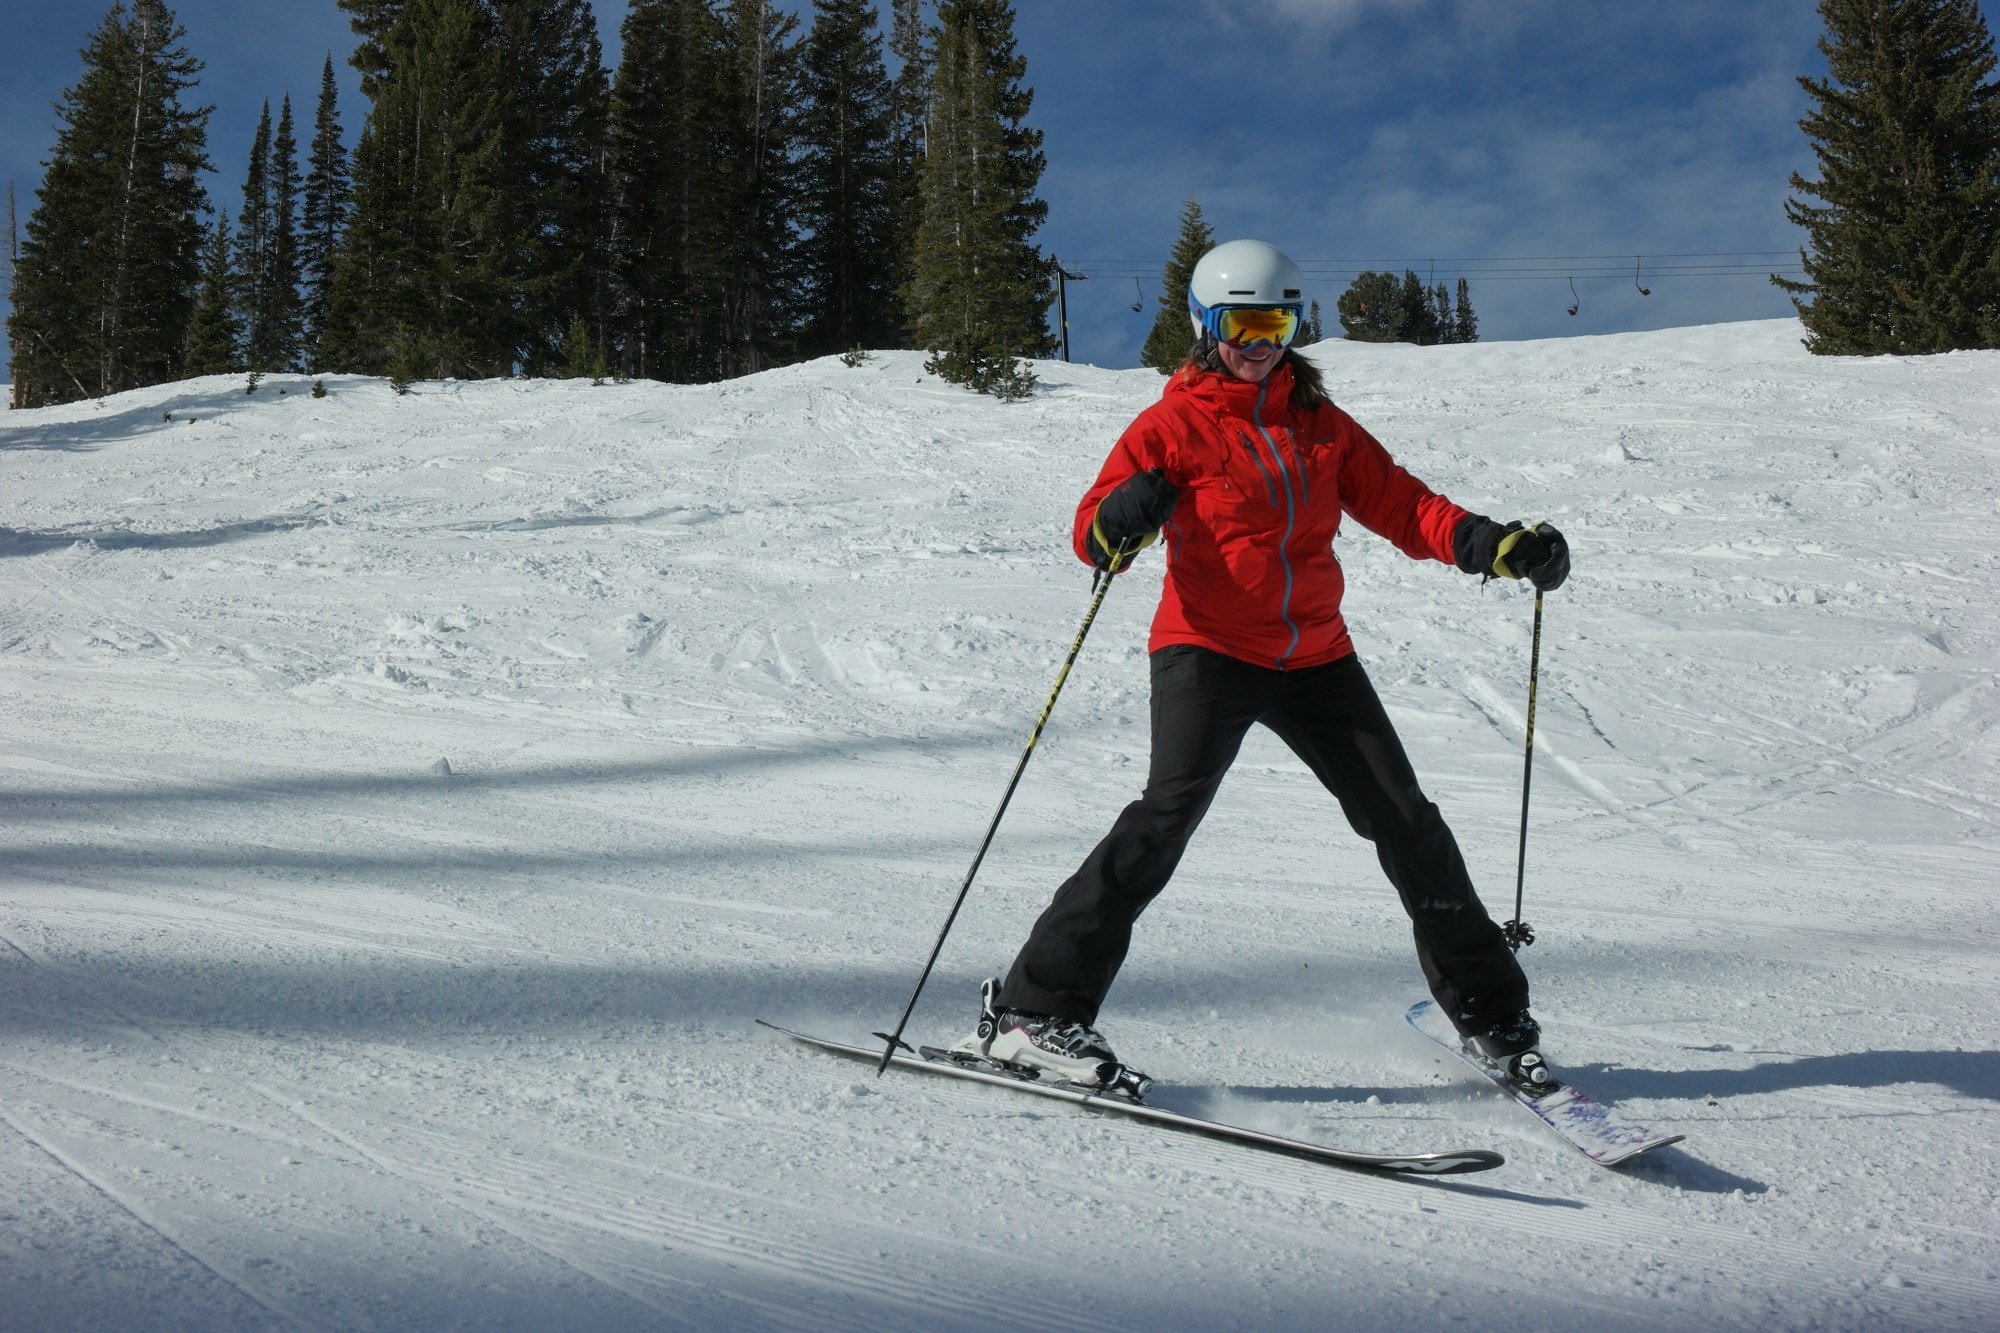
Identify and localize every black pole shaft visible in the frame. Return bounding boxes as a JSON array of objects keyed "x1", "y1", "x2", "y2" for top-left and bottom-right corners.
[
  {"x1": 1509, "y1": 590, "x2": 1545, "y2": 942},
  {"x1": 875, "y1": 558, "x2": 1127, "y2": 1074},
  {"x1": 1057, "y1": 269, "x2": 1071, "y2": 363}
]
